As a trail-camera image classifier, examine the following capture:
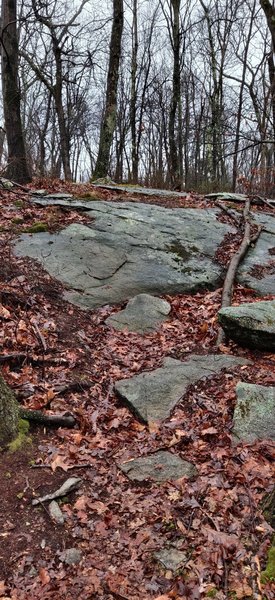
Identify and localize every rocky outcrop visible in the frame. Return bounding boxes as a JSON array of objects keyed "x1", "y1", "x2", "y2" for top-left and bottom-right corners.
[
  {"x1": 14, "y1": 201, "x2": 232, "y2": 309},
  {"x1": 14, "y1": 200, "x2": 275, "y2": 307},
  {"x1": 218, "y1": 300, "x2": 275, "y2": 351}
]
